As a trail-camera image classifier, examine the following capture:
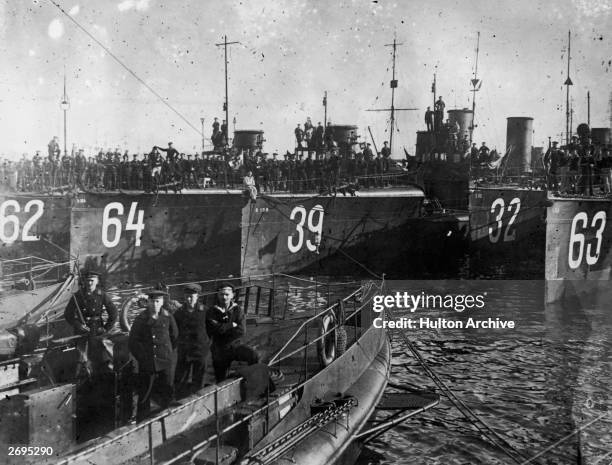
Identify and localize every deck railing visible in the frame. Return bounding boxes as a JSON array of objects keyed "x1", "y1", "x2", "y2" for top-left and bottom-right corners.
[{"x1": 57, "y1": 277, "x2": 383, "y2": 465}]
